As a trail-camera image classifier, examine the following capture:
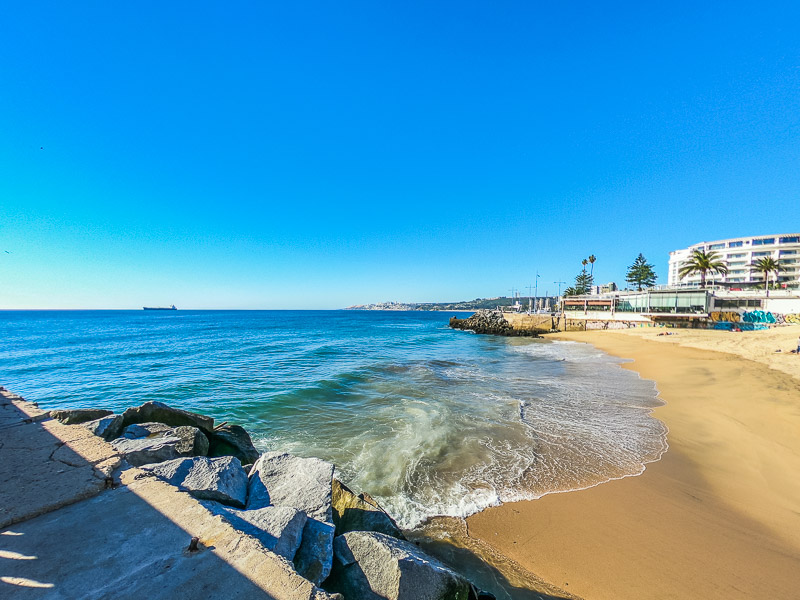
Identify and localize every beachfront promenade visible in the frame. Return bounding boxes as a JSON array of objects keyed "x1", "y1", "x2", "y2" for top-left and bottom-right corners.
[{"x1": 0, "y1": 389, "x2": 334, "y2": 600}]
